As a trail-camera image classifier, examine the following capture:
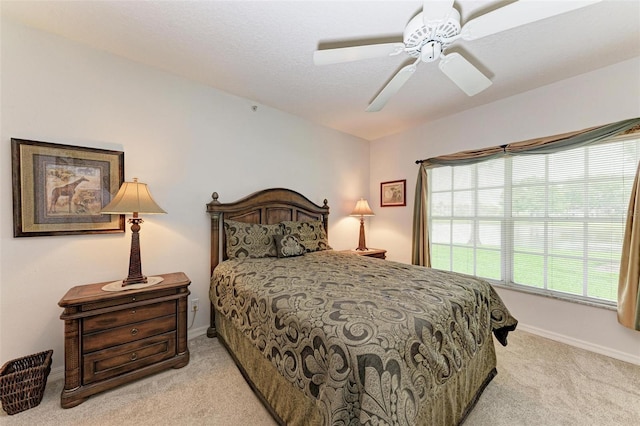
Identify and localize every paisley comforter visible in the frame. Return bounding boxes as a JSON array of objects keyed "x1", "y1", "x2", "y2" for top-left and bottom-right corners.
[{"x1": 211, "y1": 250, "x2": 517, "y2": 425}]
